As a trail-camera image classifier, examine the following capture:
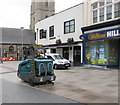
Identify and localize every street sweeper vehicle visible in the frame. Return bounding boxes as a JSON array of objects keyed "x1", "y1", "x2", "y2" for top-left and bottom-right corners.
[{"x1": 17, "y1": 45, "x2": 56, "y2": 86}]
